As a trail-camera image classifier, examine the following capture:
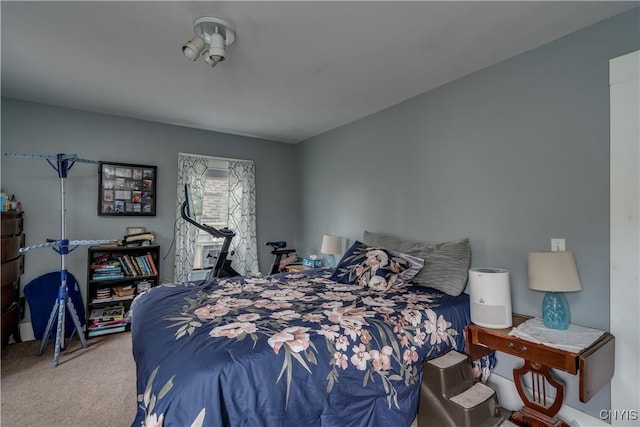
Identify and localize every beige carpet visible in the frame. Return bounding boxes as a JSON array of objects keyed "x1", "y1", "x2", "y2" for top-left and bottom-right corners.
[{"x1": 1, "y1": 332, "x2": 136, "y2": 427}]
